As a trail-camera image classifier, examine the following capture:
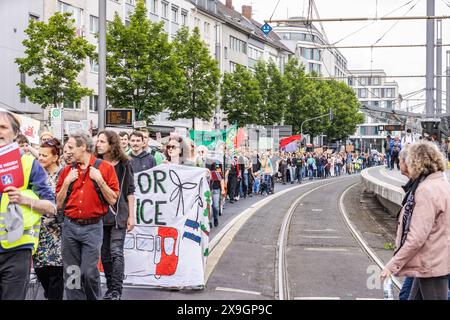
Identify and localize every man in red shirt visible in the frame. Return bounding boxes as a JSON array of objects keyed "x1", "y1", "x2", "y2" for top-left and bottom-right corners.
[{"x1": 56, "y1": 132, "x2": 119, "y2": 300}]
